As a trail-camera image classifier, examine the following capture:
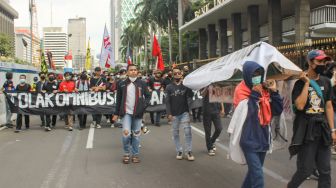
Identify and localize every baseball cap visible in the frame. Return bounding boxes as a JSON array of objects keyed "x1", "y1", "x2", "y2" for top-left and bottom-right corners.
[{"x1": 307, "y1": 50, "x2": 331, "y2": 61}]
